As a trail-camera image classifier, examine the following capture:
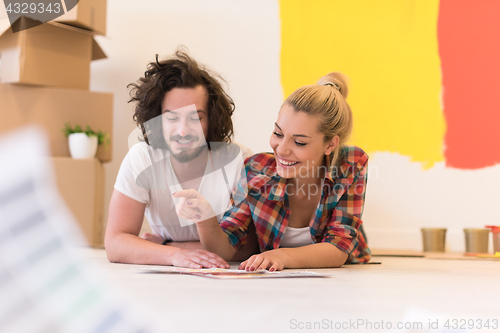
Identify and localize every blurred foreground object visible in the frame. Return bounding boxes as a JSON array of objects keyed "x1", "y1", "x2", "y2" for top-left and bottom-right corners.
[{"x1": 0, "y1": 126, "x2": 160, "y2": 333}]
